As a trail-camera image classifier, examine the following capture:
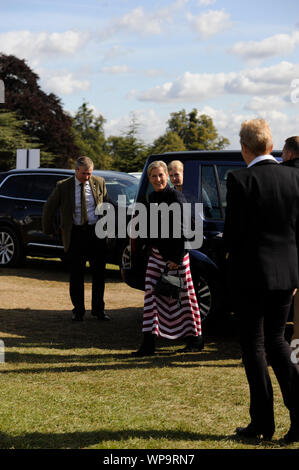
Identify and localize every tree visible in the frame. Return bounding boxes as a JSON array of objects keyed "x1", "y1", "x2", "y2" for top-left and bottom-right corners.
[
  {"x1": 72, "y1": 101, "x2": 112, "y2": 169},
  {"x1": 150, "y1": 130, "x2": 186, "y2": 155},
  {"x1": 0, "y1": 54, "x2": 80, "y2": 167},
  {"x1": 167, "y1": 108, "x2": 230, "y2": 150},
  {"x1": 0, "y1": 109, "x2": 54, "y2": 171},
  {"x1": 105, "y1": 114, "x2": 148, "y2": 172}
]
